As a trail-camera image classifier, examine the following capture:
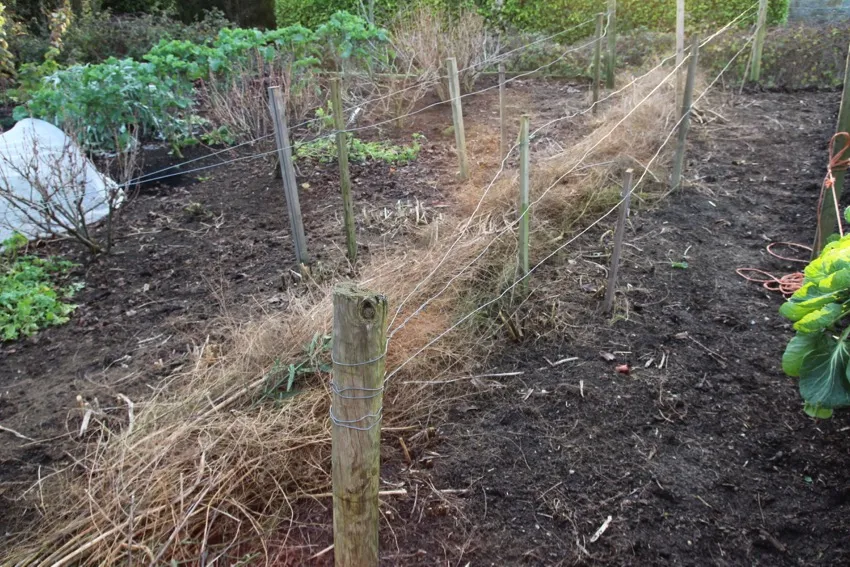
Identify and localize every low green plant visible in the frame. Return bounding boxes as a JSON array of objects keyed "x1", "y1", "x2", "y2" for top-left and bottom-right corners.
[
  {"x1": 256, "y1": 332, "x2": 331, "y2": 404},
  {"x1": 780, "y1": 221, "x2": 850, "y2": 418},
  {"x1": 296, "y1": 133, "x2": 422, "y2": 164},
  {"x1": 0, "y1": 232, "x2": 82, "y2": 341}
]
